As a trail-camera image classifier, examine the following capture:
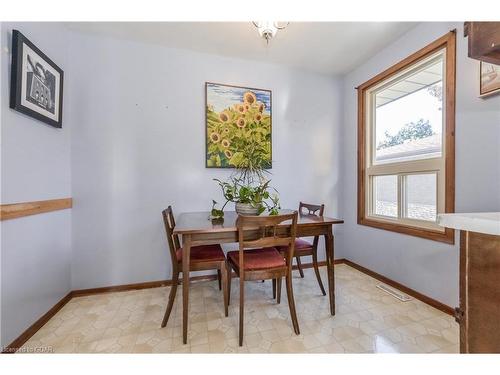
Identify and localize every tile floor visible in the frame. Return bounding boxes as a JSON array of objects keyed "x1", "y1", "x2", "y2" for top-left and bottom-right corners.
[{"x1": 20, "y1": 264, "x2": 459, "y2": 353}]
